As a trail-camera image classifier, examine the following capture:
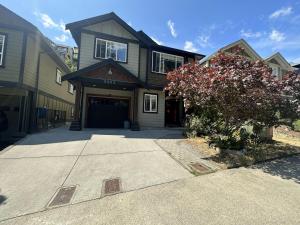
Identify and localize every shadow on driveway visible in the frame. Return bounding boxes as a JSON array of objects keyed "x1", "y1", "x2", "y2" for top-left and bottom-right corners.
[
  {"x1": 254, "y1": 155, "x2": 300, "y2": 184},
  {"x1": 12, "y1": 128, "x2": 185, "y2": 146}
]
